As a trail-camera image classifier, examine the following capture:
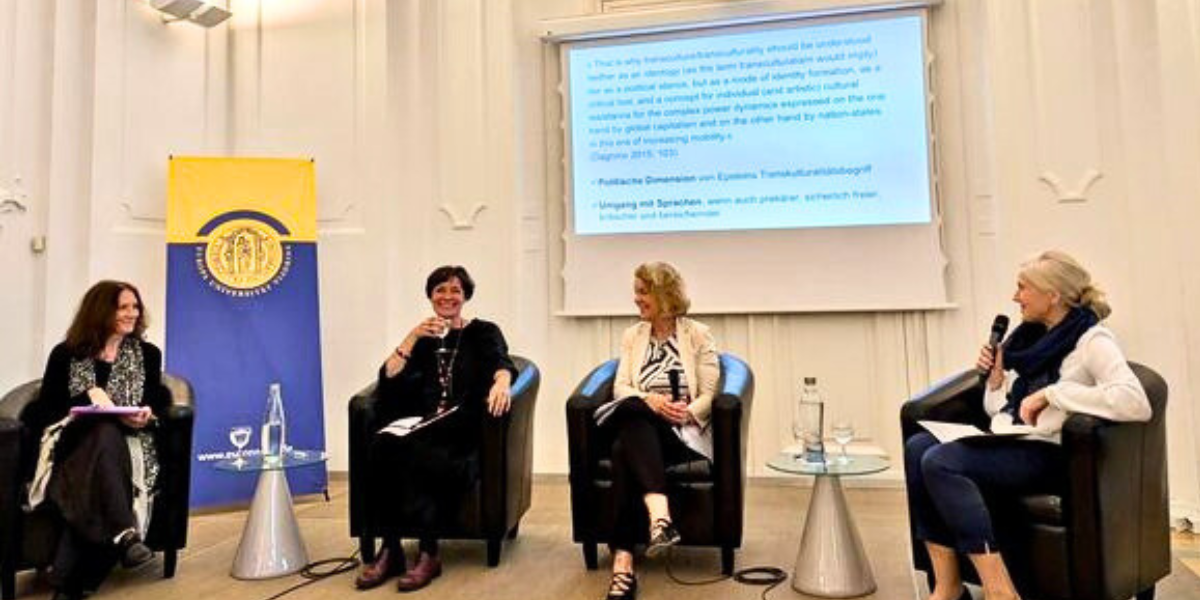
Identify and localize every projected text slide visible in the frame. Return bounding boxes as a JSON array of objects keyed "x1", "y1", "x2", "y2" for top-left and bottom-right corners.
[{"x1": 568, "y1": 16, "x2": 932, "y2": 235}]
